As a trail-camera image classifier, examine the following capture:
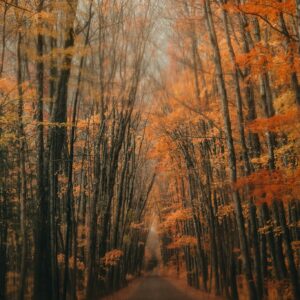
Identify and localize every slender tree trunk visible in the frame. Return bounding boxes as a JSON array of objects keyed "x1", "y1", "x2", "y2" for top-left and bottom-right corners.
[
  {"x1": 0, "y1": 1, "x2": 8, "y2": 77},
  {"x1": 17, "y1": 31, "x2": 27, "y2": 300},
  {"x1": 86, "y1": 121, "x2": 105, "y2": 299},
  {"x1": 34, "y1": 1, "x2": 52, "y2": 299},
  {"x1": 63, "y1": 5, "x2": 92, "y2": 298},
  {"x1": 48, "y1": 3, "x2": 78, "y2": 297}
]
